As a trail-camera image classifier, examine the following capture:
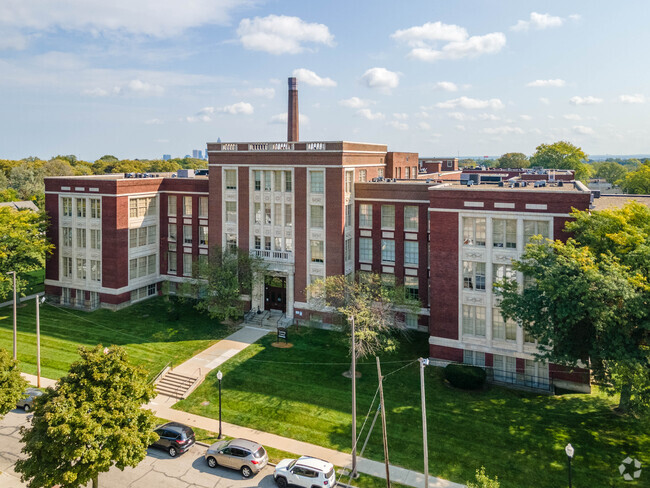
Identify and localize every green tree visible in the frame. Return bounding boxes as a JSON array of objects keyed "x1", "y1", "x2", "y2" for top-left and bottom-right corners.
[
  {"x1": 529, "y1": 141, "x2": 592, "y2": 181},
  {"x1": 42, "y1": 158, "x2": 75, "y2": 177},
  {"x1": 496, "y1": 152, "x2": 530, "y2": 169},
  {"x1": 8, "y1": 164, "x2": 44, "y2": 200},
  {"x1": 0, "y1": 207, "x2": 52, "y2": 299},
  {"x1": 498, "y1": 203, "x2": 650, "y2": 413},
  {"x1": 467, "y1": 467, "x2": 500, "y2": 488},
  {"x1": 619, "y1": 165, "x2": 650, "y2": 194},
  {"x1": 178, "y1": 245, "x2": 267, "y2": 322},
  {"x1": 15, "y1": 345, "x2": 158, "y2": 488},
  {"x1": 592, "y1": 161, "x2": 627, "y2": 184},
  {"x1": 147, "y1": 159, "x2": 182, "y2": 173},
  {"x1": 0, "y1": 348, "x2": 28, "y2": 419},
  {"x1": 308, "y1": 273, "x2": 420, "y2": 360}
]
